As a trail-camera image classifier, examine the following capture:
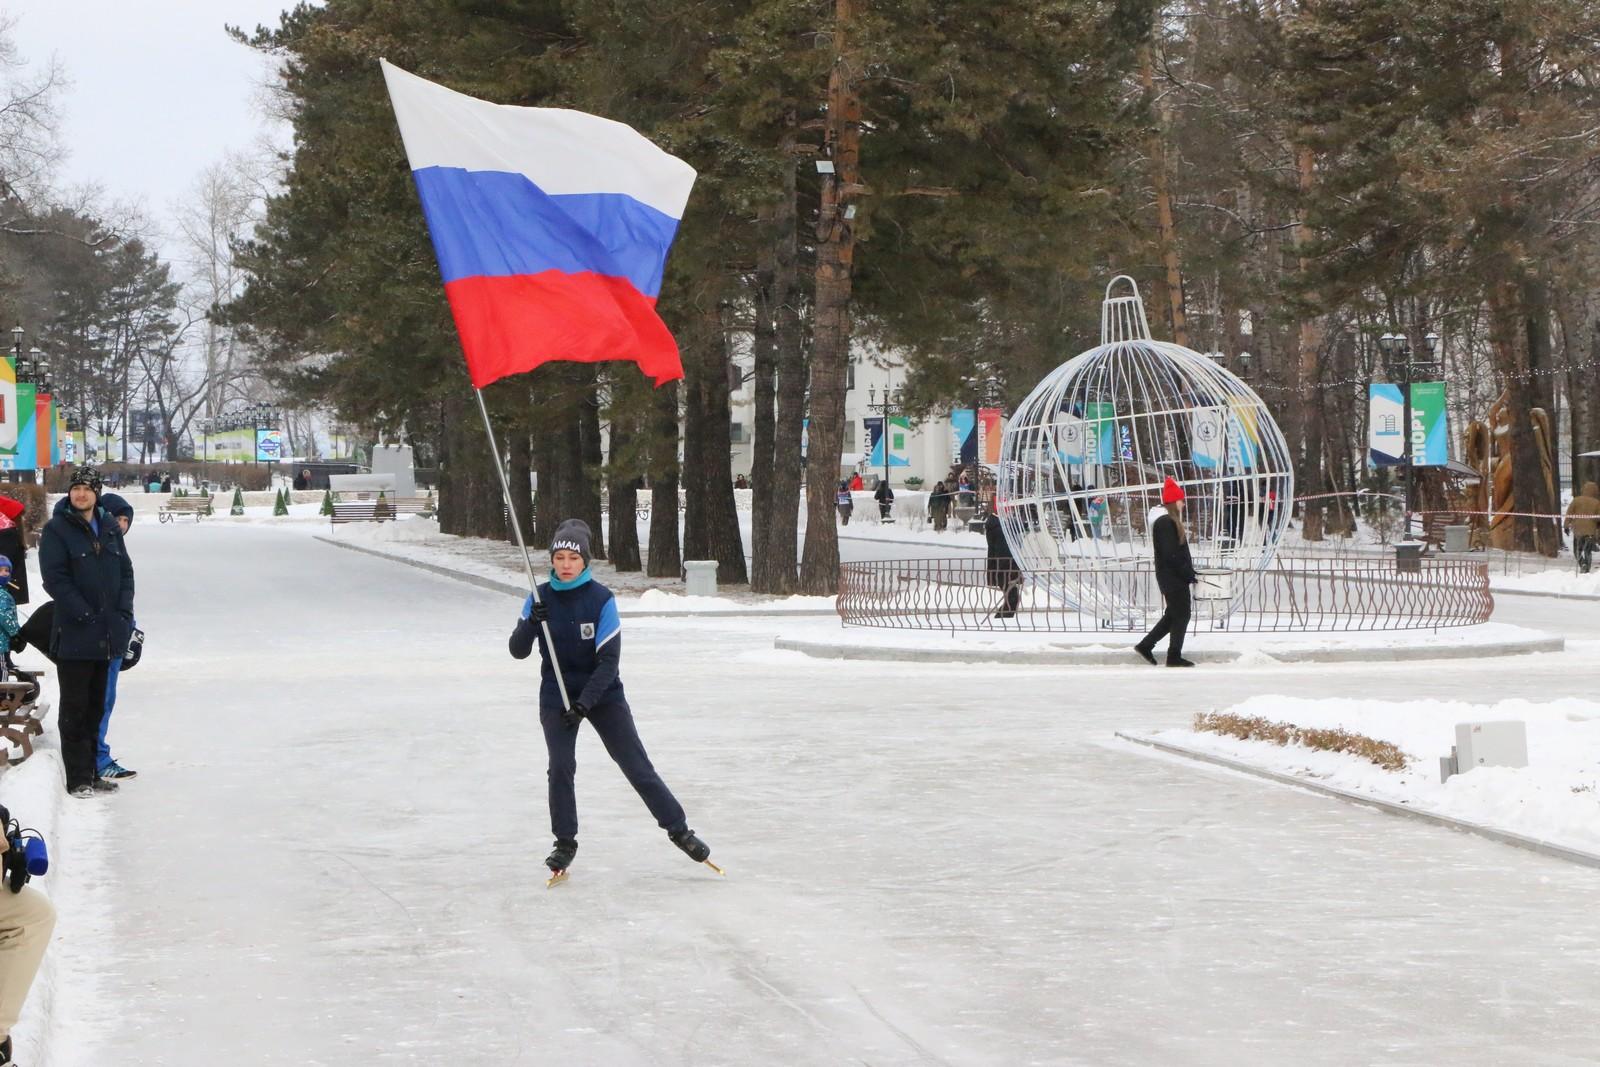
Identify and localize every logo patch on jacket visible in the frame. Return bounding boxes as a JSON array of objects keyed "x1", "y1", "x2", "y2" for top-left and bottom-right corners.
[{"x1": 580, "y1": 622, "x2": 596, "y2": 639}]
